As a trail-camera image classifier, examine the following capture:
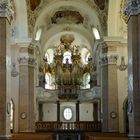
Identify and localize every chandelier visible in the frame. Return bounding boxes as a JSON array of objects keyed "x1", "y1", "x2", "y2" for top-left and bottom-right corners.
[{"x1": 43, "y1": 34, "x2": 96, "y2": 100}]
